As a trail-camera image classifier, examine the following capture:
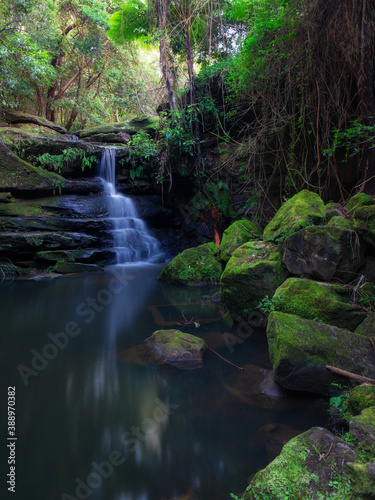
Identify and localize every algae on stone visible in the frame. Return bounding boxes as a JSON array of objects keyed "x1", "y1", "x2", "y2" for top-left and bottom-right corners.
[
  {"x1": 144, "y1": 329, "x2": 206, "y2": 369},
  {"x1": 220, "y1": 241, "x2": 288, "y2": 317},
  {"x1": 219, "y1": 219, "x2": 261, "y2": 262},
  {"x1": 273, "y1": 278, "x2": 367, "y2": 331},
  {"x1": 263, "y1": 190, "x2": 325, "y2": 241},
  {"x1": 158, "y1": 242, "x2": 222, "y2": 286},
  {"x1": 266, "y1": 311, "x2": 375, "y2": 395}
]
